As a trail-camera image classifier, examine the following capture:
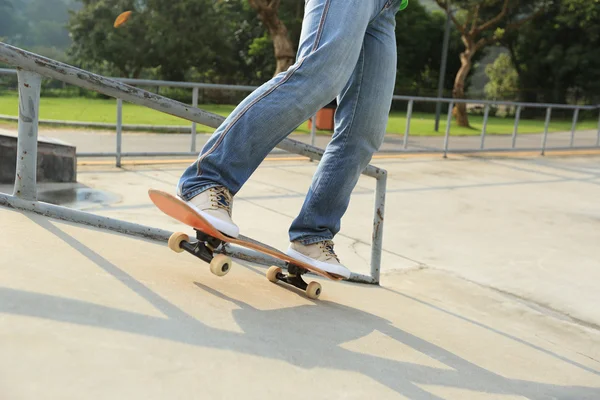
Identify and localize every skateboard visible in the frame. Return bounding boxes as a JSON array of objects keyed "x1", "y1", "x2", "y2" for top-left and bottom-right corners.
[{"x1": 148, "y1": 189, "x2": 345, "y2": 299}]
